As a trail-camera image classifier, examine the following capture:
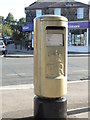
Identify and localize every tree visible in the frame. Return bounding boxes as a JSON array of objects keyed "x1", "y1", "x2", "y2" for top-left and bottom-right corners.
[
  {"x1": 2, "y1": 23, "x2": 13, "y2": 37},
  {"x1": 0, "y1": 16, "x2": 4, "y2": 24},
  {"x1": 19, "y1": 17, "x2": 26, "y2": 24},
  {"x1": 13, "y1": 25, "x2": 25, "y2": 49},
  {"x1": 6, "y1": 13, "x2": 14, "y2": 23}
]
